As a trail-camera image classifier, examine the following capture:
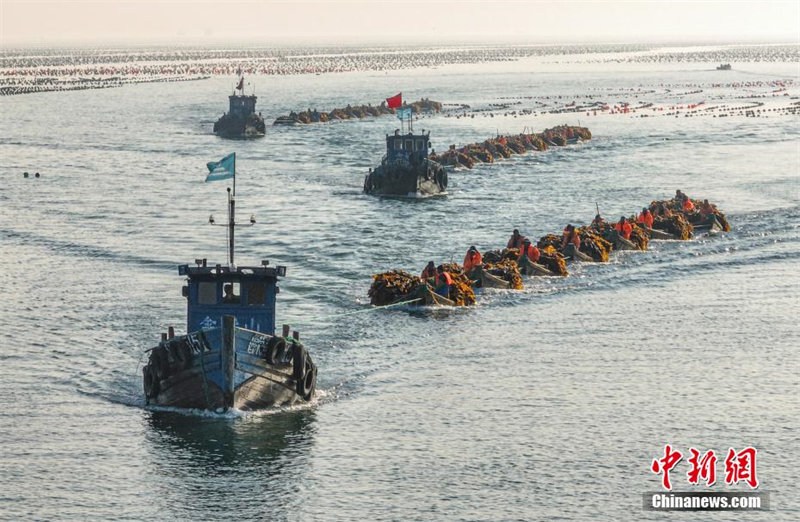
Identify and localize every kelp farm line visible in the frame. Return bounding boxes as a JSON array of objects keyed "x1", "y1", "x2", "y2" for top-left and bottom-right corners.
[
  {"x1": 429, "y1": 126, "x2": 592, "y2": 169},
  {"x1": 273, "y1": 99, "x2": 442, "y2": 125},
  {"x1": 368, "y1": 196, "x2": 730, "y2": 308}
]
